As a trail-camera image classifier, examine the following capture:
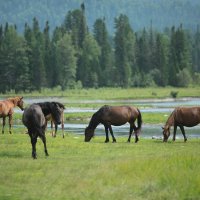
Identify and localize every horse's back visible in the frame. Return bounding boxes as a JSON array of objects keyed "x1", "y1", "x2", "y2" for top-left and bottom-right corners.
[
  {"x1": 175, "y1": 107, "x2": 200, "y2": 127},
  {"x1": 23, "y1": 104, "x2": 46, "y2": 129},
  {"x1": 99, "y1": 105, "x2": 139, "y2": 125},
  {"x1": 0, "y1": 100, "x2": 11, "y2": 116}
]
